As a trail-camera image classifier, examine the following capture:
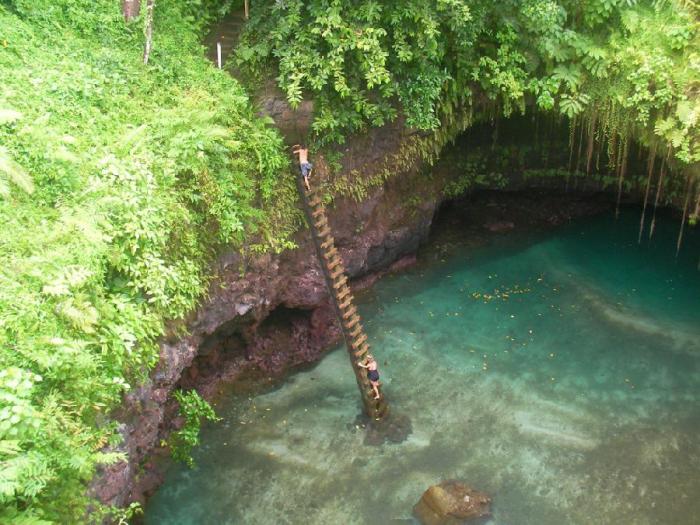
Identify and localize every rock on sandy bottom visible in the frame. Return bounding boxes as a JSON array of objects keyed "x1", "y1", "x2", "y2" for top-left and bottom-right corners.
[{"x1": 413, "y1": 480, "x2": 491, "y2": 525}]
